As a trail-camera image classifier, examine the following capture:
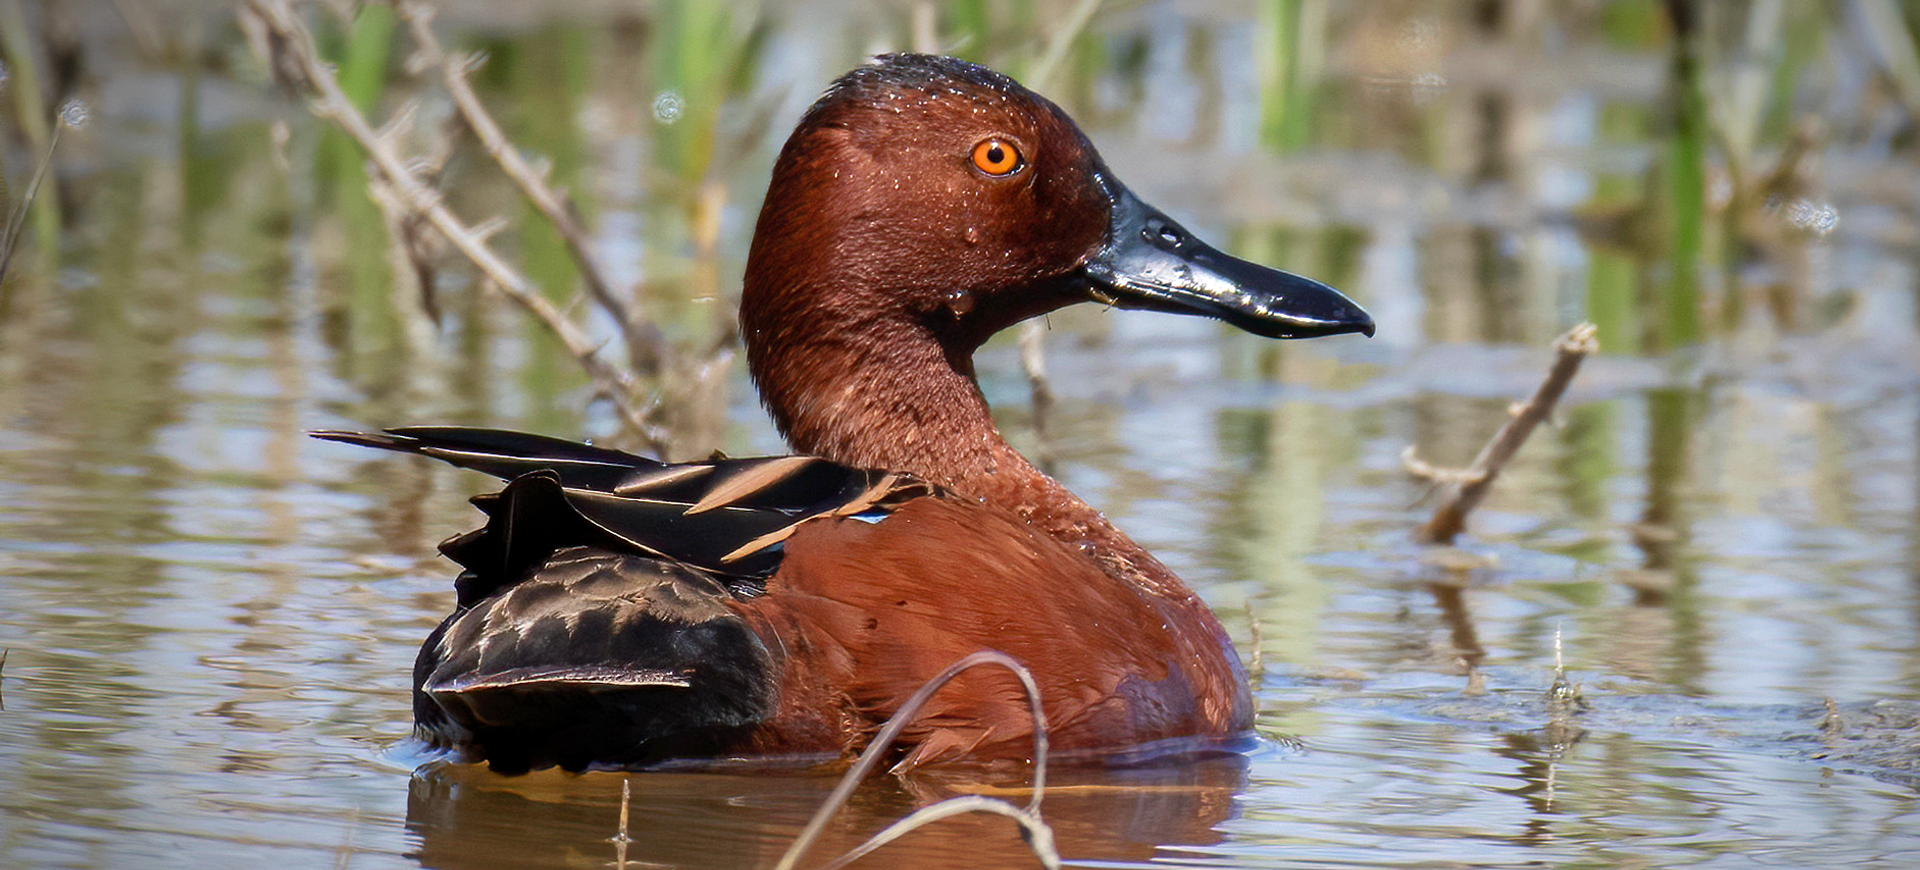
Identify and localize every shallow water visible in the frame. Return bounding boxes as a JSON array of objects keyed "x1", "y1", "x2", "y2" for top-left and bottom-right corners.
[{"x1": 3, "y1": 2, "x2": 1919, "y2": 868}]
